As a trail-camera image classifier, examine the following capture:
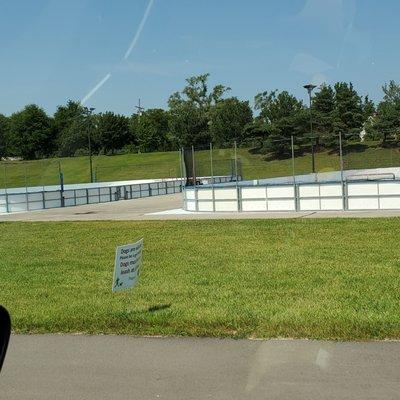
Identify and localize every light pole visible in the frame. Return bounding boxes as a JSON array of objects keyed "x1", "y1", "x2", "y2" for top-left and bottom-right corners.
[
  {"x1": 135, "y1": 98, "x2": 145, "y2": 123},
  {"x1": 87, "y1": 107, "x2": 95, "y2": 183},
  {"x1": 303, "y1": 84, "x2": 317, "y2": 173}
]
